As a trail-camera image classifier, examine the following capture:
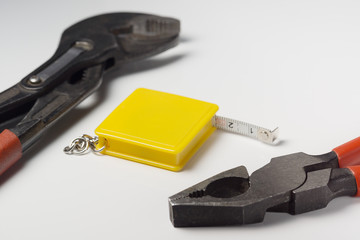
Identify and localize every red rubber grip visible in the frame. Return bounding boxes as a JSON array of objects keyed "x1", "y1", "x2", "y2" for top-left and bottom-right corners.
[
  {"x1": 333, "y1": 137, "x2": 360, "y2": 168},
  {"x1": 0, "y1": 129, "x2": 22, "y2": 176},
  {"x1": 346, "y1": 166, "x2": 360, "y2": 197}
]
